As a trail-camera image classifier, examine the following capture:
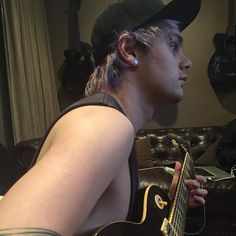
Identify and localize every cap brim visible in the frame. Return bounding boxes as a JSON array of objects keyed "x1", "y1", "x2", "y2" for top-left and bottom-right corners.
[{"x1": 140, "y1": 0, "x2": 201, "y2": 31}]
